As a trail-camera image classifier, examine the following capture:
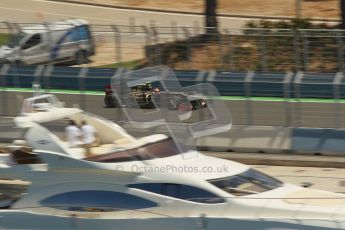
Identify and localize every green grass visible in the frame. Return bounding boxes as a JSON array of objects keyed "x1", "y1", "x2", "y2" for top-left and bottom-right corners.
[
  {"x1": 1, "y1": 87, "x2": 104, "y2": 95},
  {"x1": 0, "y1": 34, "x2": 11, "y2": 46},
  {"x1": 96, "y1": 59, "x2": 142, "y2": 69},
  {"x1": 2, "y1": 86, "x2": 345, "y2": 103}
]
